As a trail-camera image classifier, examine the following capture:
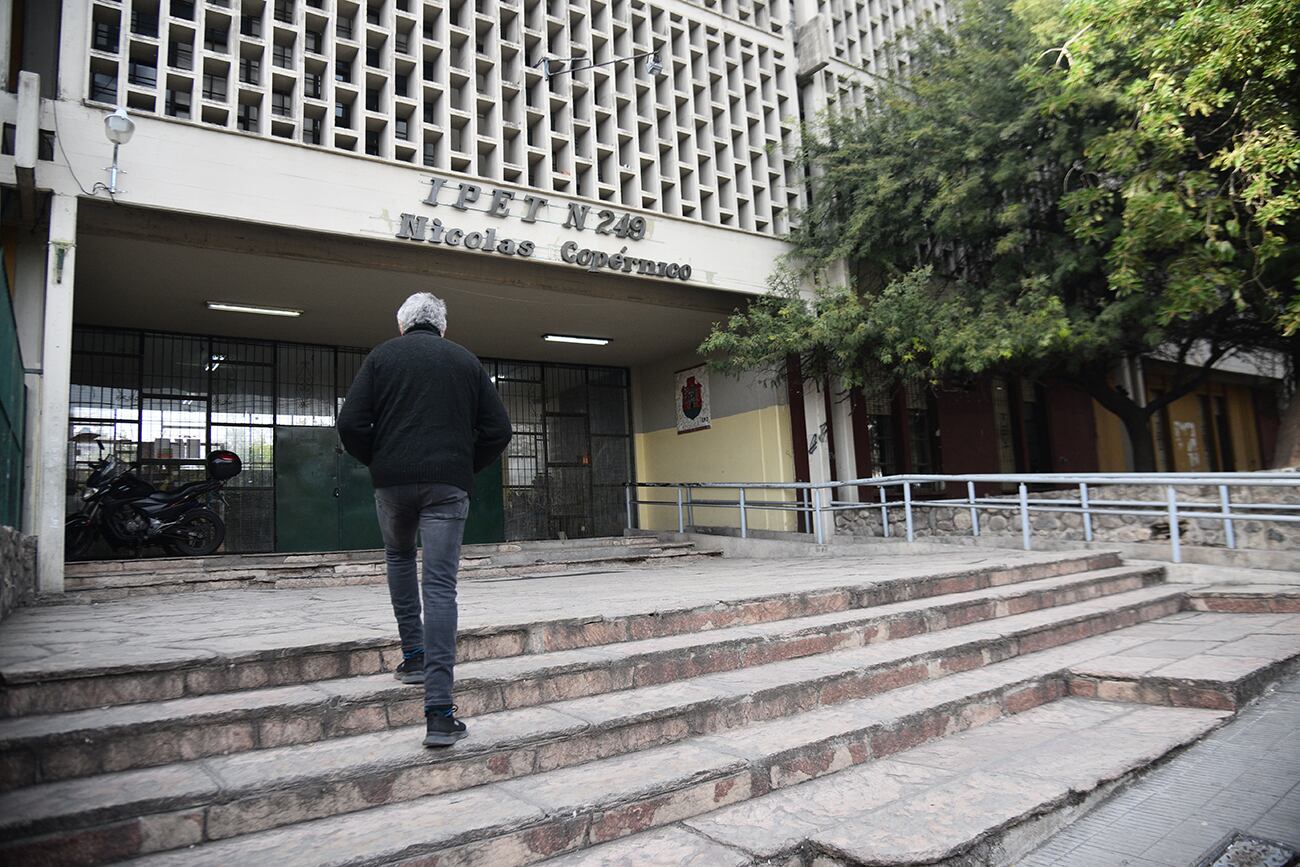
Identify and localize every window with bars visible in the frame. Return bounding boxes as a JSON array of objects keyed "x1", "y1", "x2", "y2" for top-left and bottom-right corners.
[
  {"x1": 274, "y1": 0, "x2": 296, "y2": 24},
  {"x1": 204, "y1": 26, "x2": 229, "y2": 53},
  {"x1": 237, "y1": 101, "x2": 260, "y2": 129},
  {"x1": 90, "y1": 71, "x2": 118, "y2": 103},
  {"x1": 166, "y1": 88, "x2": 193, "y2": 118},
  {"x1": 271, "y1": 89, "x2": 293, "y2": 116},
  {"x1": 128, "y1": 60, "x2": 158, "y2": 87},
  {"x1": 93, "y1": 20, "x2": 120, "y2": 52},
  {"x1": 168, "y1": 39, "x2": 193, "y2": 69},
  {"x1": 202, "y1": 73, "x2": 228, "y2": 101}
]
